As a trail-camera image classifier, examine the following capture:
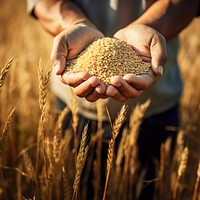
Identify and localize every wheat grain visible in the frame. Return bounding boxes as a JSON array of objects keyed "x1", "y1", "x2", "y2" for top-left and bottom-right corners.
[{"x1": 66, "y1": 37, "x2": 150, "y2": 85}]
